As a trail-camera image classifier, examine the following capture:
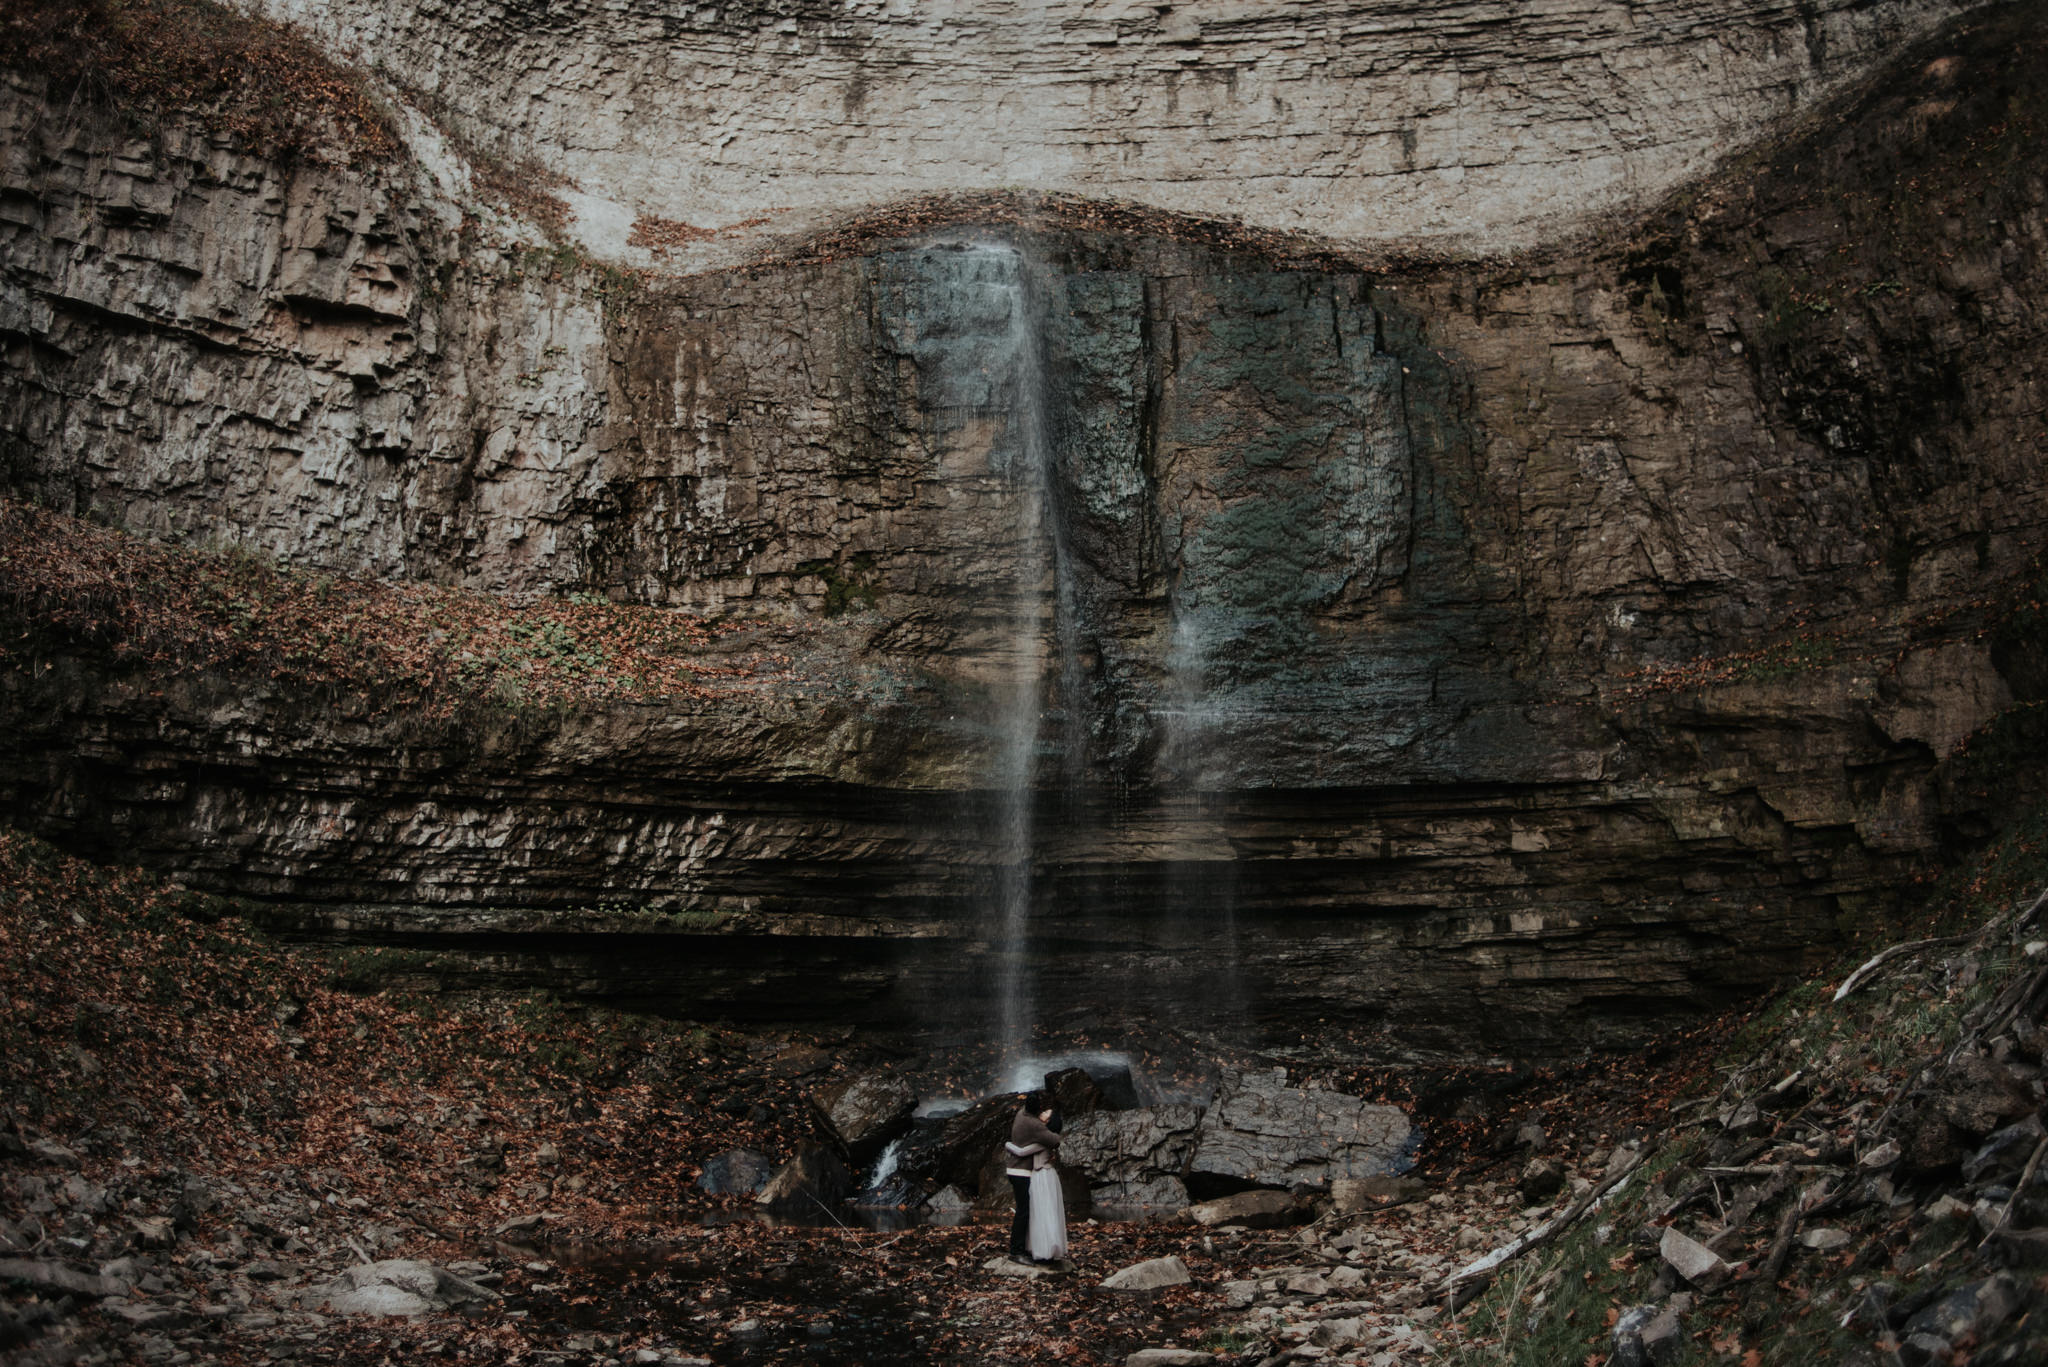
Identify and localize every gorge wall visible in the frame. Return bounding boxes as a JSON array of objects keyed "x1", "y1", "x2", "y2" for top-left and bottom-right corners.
[{"x1": 0, "y1": 0, "x2": 2043, "y2": 1057}]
